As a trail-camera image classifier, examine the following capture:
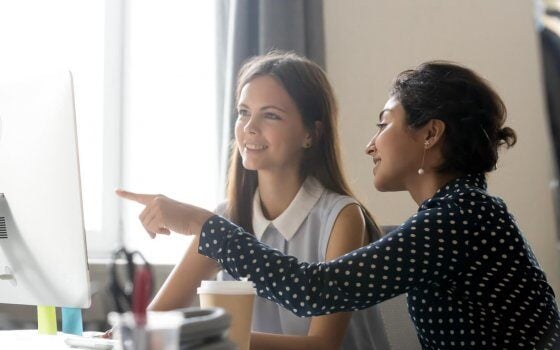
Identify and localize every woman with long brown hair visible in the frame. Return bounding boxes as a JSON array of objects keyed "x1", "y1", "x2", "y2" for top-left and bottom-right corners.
[{"x1": 118, "y1": 51, "x2": 389, "y2": 350}]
